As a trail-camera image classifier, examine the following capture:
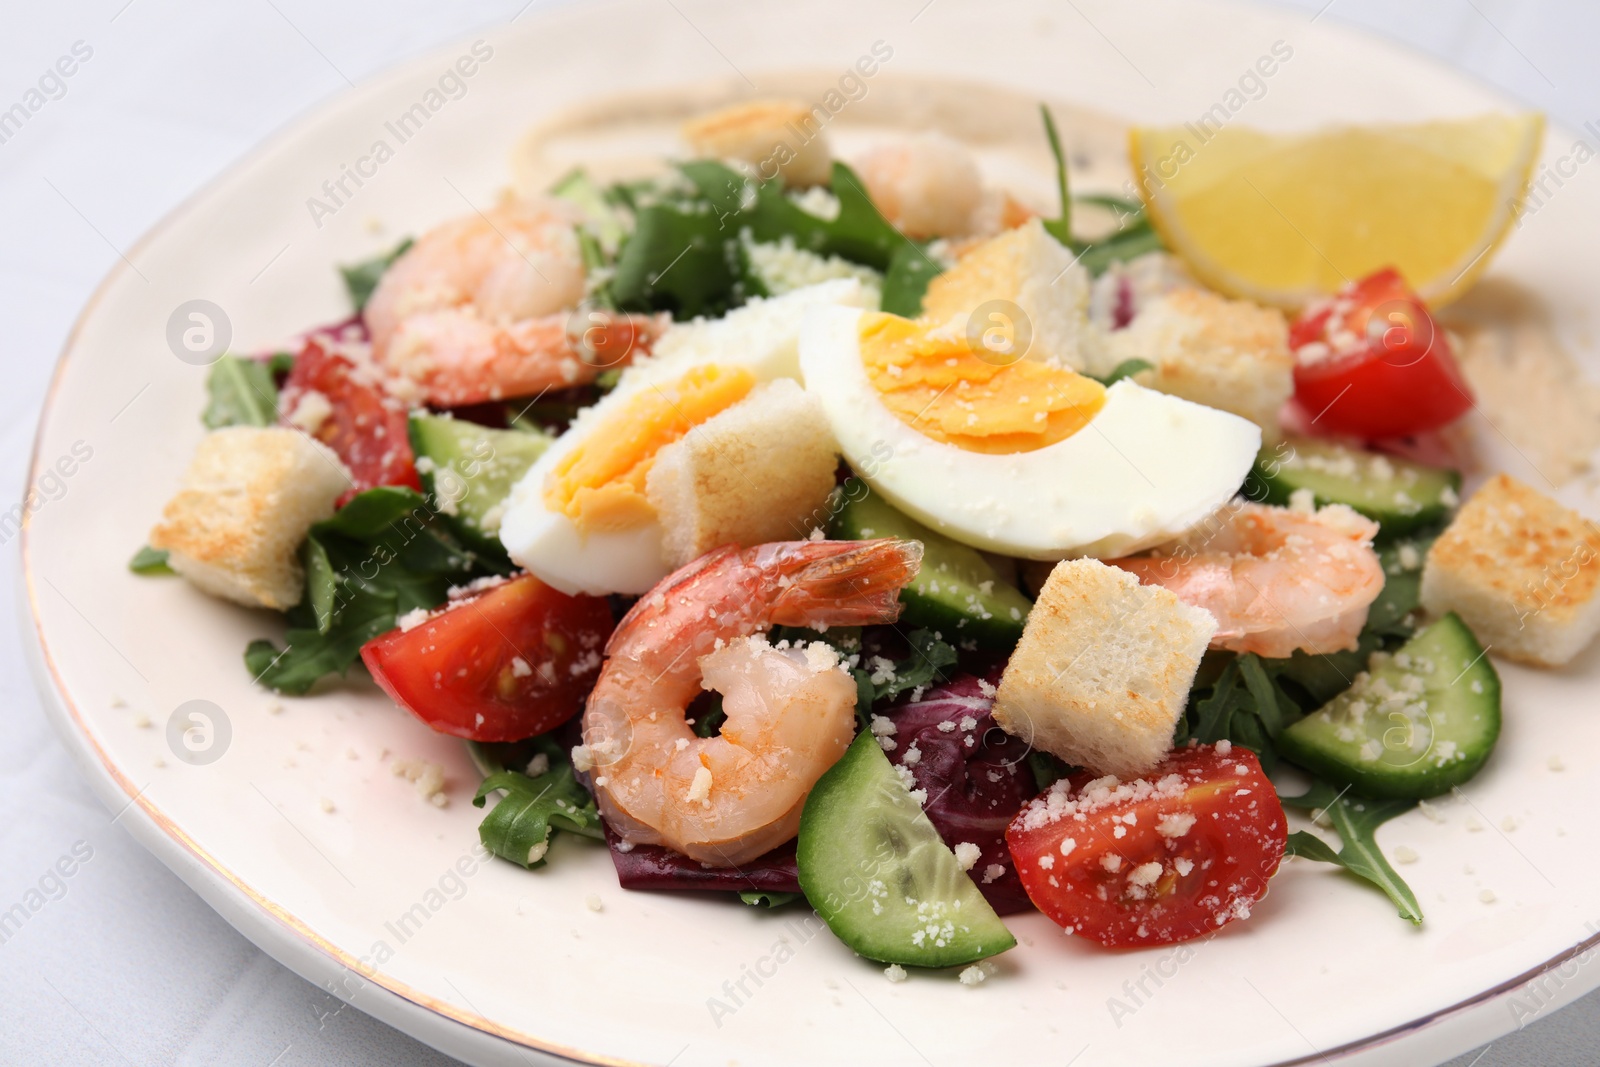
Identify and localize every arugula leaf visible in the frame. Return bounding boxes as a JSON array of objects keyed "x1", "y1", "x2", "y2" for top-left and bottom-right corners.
[
  {"x1": 128, "y1": 545, "x2": 173, "y2": 575},
  {"x1": 243, "y1": 487, "x2": 501, "y2": 694},
  {"x1": 612, "y1": 160, "x2": 907, "y2": 318},
  {"x1": 202, "y1": 355, "x2": 278, "y2": 429},
  {"x1": 1028, "y1": 750, "x2": 1072, "y2": 791},
  {"x1": 610, "y1": 198, "x2": 747, "y2": 319},
  {"x1": 739, "y1": 890, "x2": 801, "y2": 908},
  {"x1": 1036, "y1": 104, "x2": 1166, "y2": 276},
  {"x1": 1177, "y1": 652, "x2": 1314, "y2": 771},
  {"x1": 1073, "y1": 224, "x2": 1165, "y2": 275},
  {"x1": 846, "y1": 628, "x2": 959, "y2": 726},
  {"x1": 473, "y1": 737, "x2": 603, "y2": 869},
  {"x1": 817, "y1": 162, "x2": 905, "y2": 271},
  {"x1": 1281, "y1": 780, "x2": 1424, "y2": 925},
  {"x1": 339, "y1": 238, "x2": 413, "y2": 312},
  {"x1": 1039, "y1": 104, "x2": 1074, "y2": 249},
  {"x1": 692, "y1": 693, "x2": 727, "y2": 738},
  {"x1": 880, "y1": 242, "x2": 944, "y2": 316},
  {"x1": 1365, "y1": 533, "x2": 1437, "y2": 640},
  {"x1": 1092, "y1": 358, "x2": 1154, "y2": 386}
]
